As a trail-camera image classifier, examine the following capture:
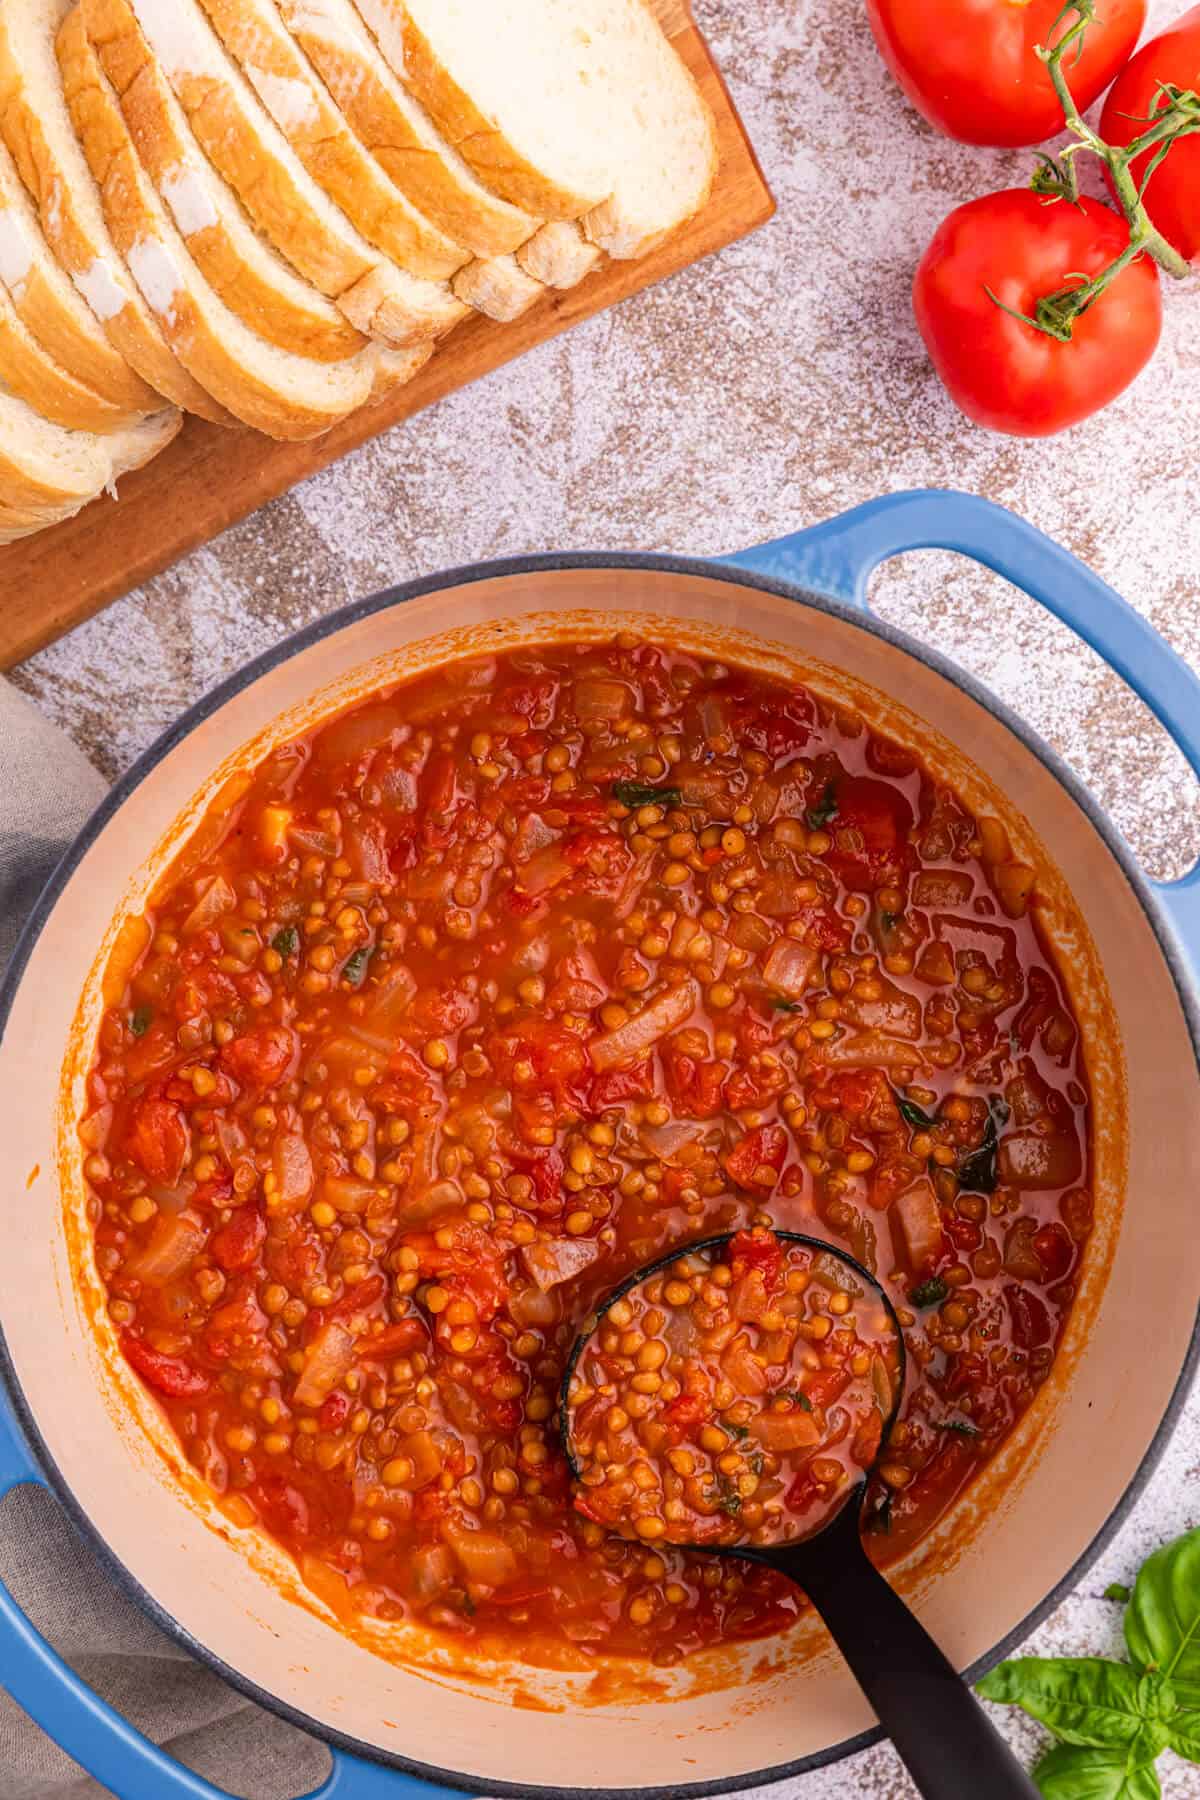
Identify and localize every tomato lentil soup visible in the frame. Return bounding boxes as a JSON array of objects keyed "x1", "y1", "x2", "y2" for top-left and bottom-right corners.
[
  {"x1": 80, "y1": 636, "x2": 1092, "y2": 1665},
  {"x1": 566, "y1": 1229, "x2": 902, "y2": 1549}
]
